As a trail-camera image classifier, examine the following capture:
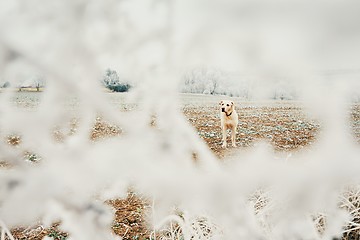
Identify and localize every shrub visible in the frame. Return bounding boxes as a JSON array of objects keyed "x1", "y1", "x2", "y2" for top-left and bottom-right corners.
[
  {"x1": 102, "y1": 69, "x2": 131, "y2": 92},
  {"x1": 1, "y1": 81, "x2": 10, "y2": 88}
]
